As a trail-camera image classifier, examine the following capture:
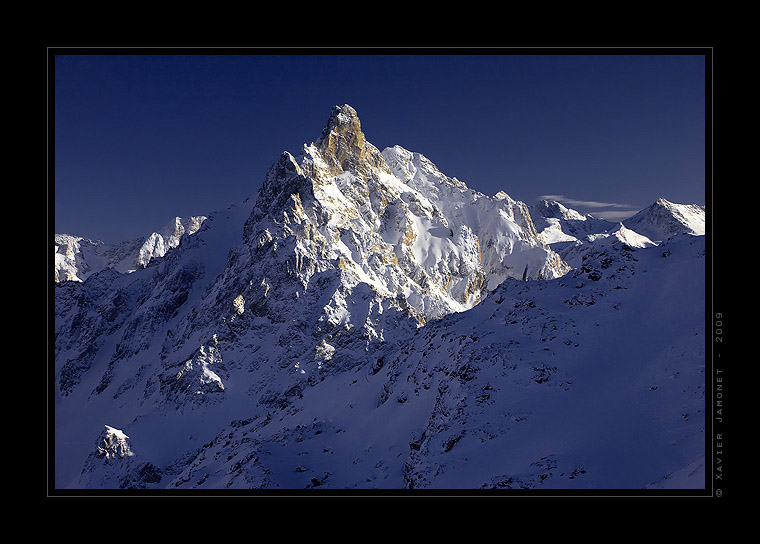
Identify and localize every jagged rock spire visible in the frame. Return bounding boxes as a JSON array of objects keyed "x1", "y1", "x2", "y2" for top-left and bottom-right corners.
[
  {"x1": 314, "y1": 104, "x2": 387, "y2": 176},
  {"x1": 319, "y1": 104, "x2": 364, "y2": 142}
]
